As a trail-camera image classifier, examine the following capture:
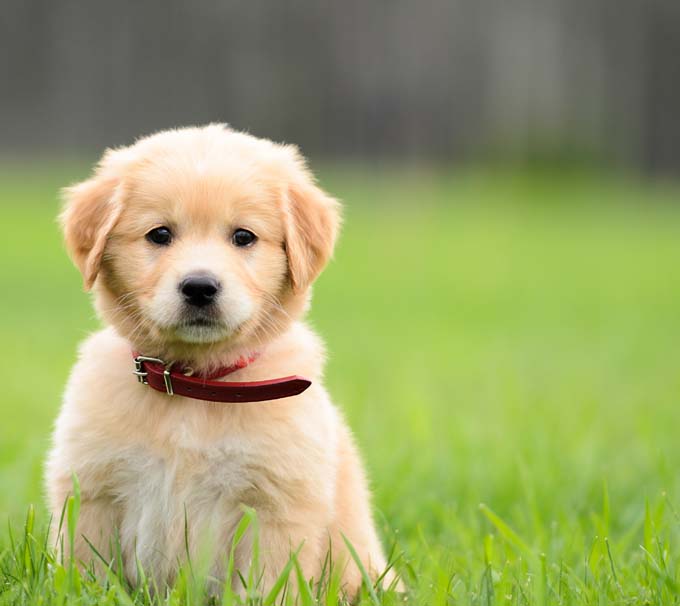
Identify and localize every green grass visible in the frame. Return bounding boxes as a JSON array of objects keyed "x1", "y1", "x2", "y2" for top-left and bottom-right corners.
[{"x1": 2, "y1": 165, "x2": 680, "y2": 604}]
